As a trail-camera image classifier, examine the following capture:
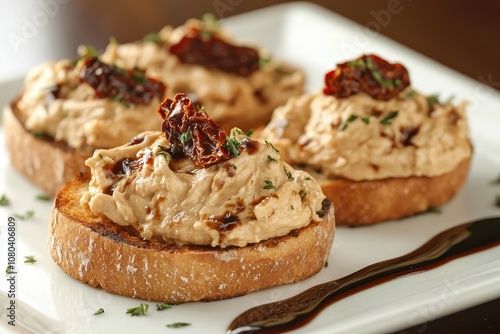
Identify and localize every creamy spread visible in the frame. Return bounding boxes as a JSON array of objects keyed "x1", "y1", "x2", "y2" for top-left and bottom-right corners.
[
  {"x1": 17, "y1": 19, "x2": 303, "y2": 151},
  {"x1": 16, "y1": 59, "x2": 163, "y2": 151},
  {"x1": 100, "y1": 19, "x2": 304, "y2": 127},
  {"x1": 81, "y1": 131, "x2": 327, "y2": 248},
  {"x1": 261, "y1": 89, "x2": 471, "y2": 181}
]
